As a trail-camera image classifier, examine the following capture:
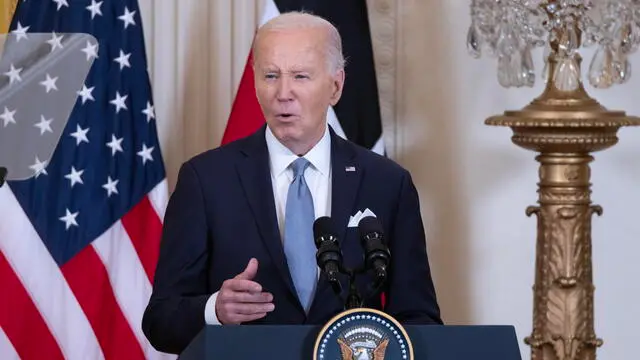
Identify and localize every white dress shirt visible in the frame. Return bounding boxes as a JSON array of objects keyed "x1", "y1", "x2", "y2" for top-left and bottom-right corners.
[{"x1": 204, "y1": 125, "x2": 332, "y2": 324}]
